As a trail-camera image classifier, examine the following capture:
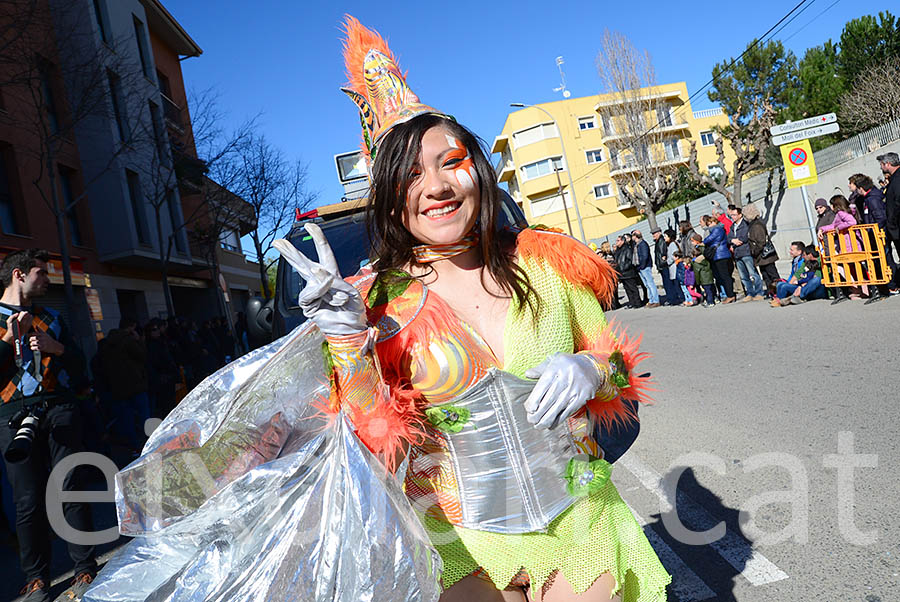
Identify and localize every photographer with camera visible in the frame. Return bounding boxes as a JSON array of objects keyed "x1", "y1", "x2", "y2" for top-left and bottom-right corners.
[{"x1": 0, "y1": 249, "x2": 96, "y2": 602}]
